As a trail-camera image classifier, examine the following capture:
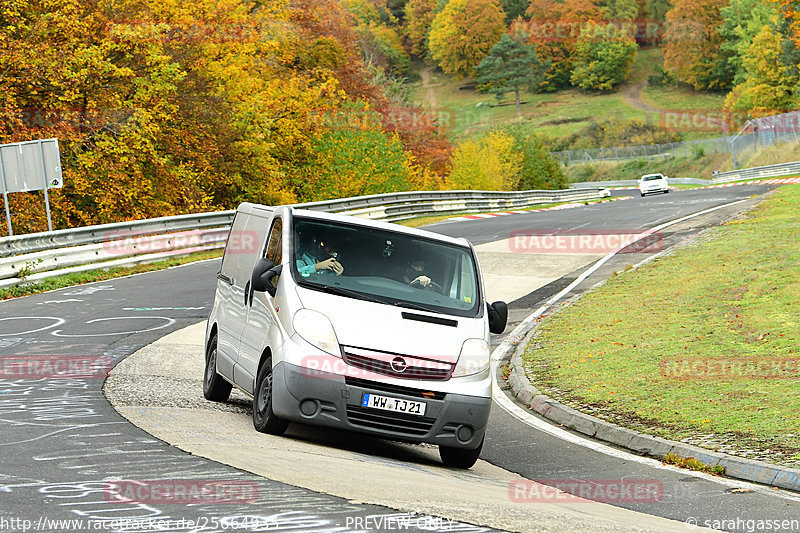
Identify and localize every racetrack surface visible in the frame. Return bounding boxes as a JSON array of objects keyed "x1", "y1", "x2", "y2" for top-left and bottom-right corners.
[{"x1": 1, "y1": 184, "x2": 798, "y2": 532}]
